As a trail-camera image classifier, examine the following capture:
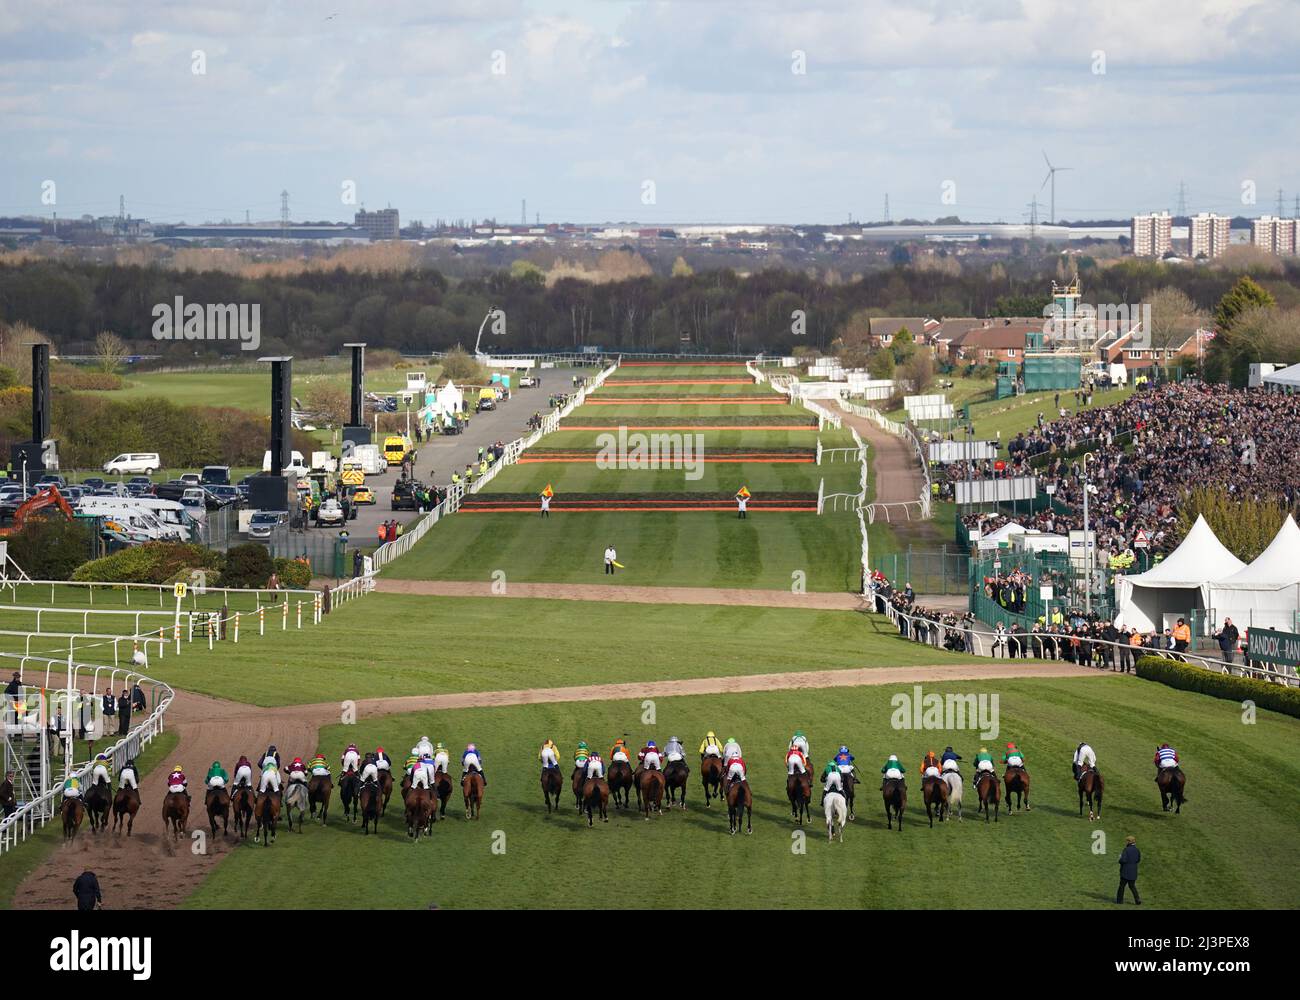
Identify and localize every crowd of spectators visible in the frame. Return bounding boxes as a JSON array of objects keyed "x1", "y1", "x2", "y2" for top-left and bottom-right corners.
[
  {"x1": 945, "y1": 381, "x2": 1300, "y2": 560},
  {"x1": 868, "y1": 571, "x2": 978, "y2": 653}
]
